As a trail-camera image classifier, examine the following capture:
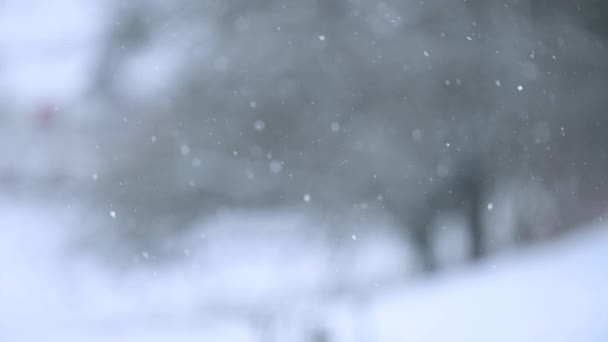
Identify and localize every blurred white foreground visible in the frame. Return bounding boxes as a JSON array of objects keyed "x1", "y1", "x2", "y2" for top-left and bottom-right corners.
[{"x1": 0, "y1": 196, "x2": 607, "y2": 341}]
